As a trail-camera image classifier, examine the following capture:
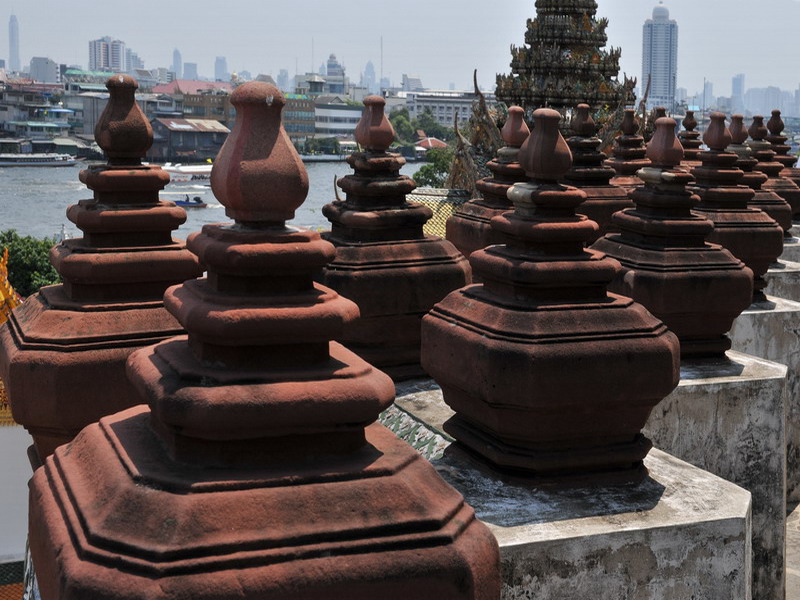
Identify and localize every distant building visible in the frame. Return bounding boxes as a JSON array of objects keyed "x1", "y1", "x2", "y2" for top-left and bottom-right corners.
[
  {"x1": 125, "y1": 49, "x2": 144, "y2": 72},
  {"x1": 323, "y1": 54, "x2": 347, "y2": 94},
  {"x1": 402, "y1": 74, "x2": 425, "y2": 92},
  {"x1": 314, "y1": 95, "x2": 362, "y2": 136},
  {"x1": 172, "y1": 49, "x2": 182, "y2": 80},
  {"x1": 29, "y1": 57, "x2": 59, "y2": 84},
  {"x1": 8, "y1": 15, "x2": 20, "y2": 73},
  {"x1": 277, "y1": 69, "x2": 290, "y2": 92},
  {"x1": 702, "y1": 80, "x2": 715, "y2": 110},
  {"x1": 149, "y1": 117, "x2": 230, "y2": 162},
  {"x1": 732, "y1": 74, "x2": 745, "y2": 113},
  {"x1": 361, "y1": 61, "x2": 377, "y2": 95},
  {"x1": 283, "y1": 93, "x2": 315, "y2": 142},
  {"x1": 379, "y1": 77, "x2": 391, "y2": 92},
  {"x1": 183, "y1": 62, "x2": 198, "y2": 80},
  {"x1": 214, "y1": 56, "x2": 228, "y2": 82},
  {"x1": 642, "y1": 3, "x2": 678, "y2": 111},
  {"x1": 89, "y1": 37, "x2": 127, "y2": 72},
  {"x1": 405, "y1": 89, "x2": 495, "y2": 127},
  {"x1": 152, "y1": 79, "x2": 236, "y2": 127}
]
